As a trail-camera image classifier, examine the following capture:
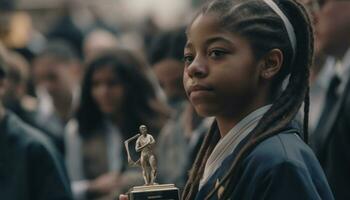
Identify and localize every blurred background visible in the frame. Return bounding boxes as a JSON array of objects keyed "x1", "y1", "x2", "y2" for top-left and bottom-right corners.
[
  {"x1": 0, "y1": 0, "x2": 211, "y2": 199},
  {"x1": 0, "y1": 0, "x2": 201, "y2": 56}
]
